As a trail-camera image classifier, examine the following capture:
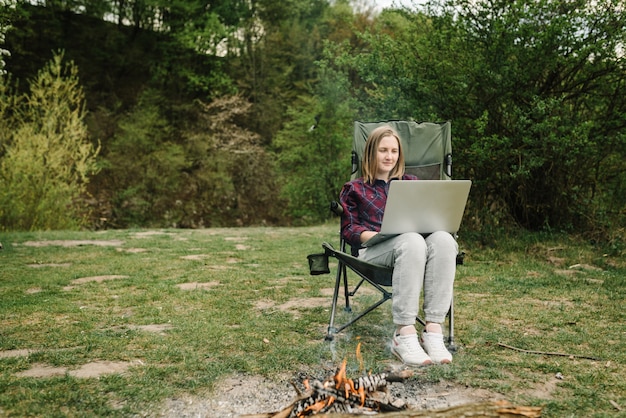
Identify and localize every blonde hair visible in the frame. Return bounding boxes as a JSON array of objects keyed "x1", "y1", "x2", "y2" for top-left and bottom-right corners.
[{"x1": 361, "y1": 125, "x2": 405, "y2": 184}]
